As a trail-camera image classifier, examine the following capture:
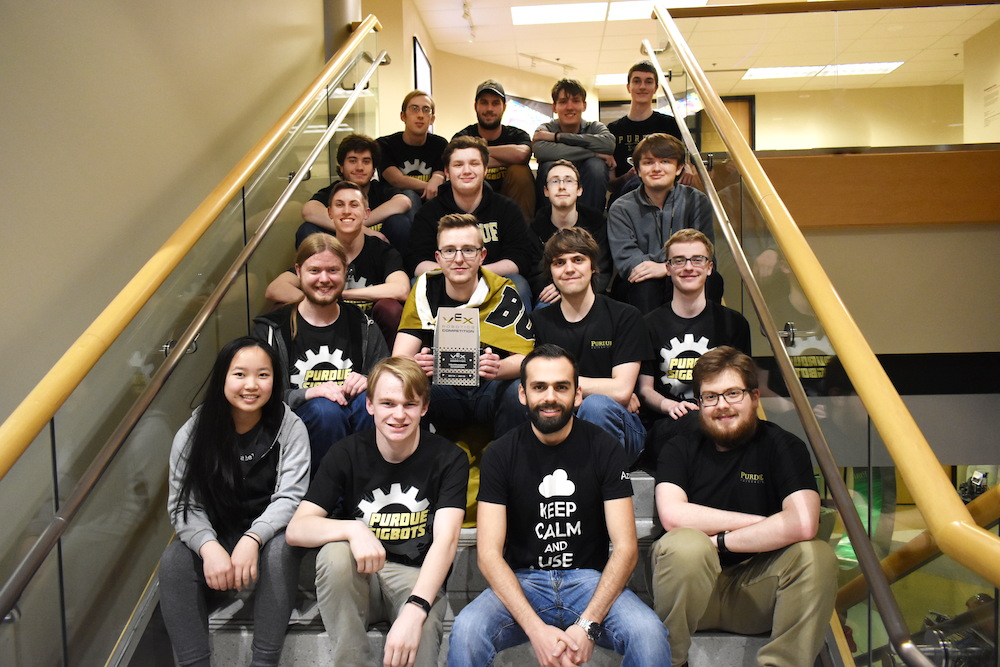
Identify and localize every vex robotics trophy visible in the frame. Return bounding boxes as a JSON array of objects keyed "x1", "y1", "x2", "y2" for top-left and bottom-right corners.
[{"x1": 433, "y1": 307, "x2": 479, "y2": 386}]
